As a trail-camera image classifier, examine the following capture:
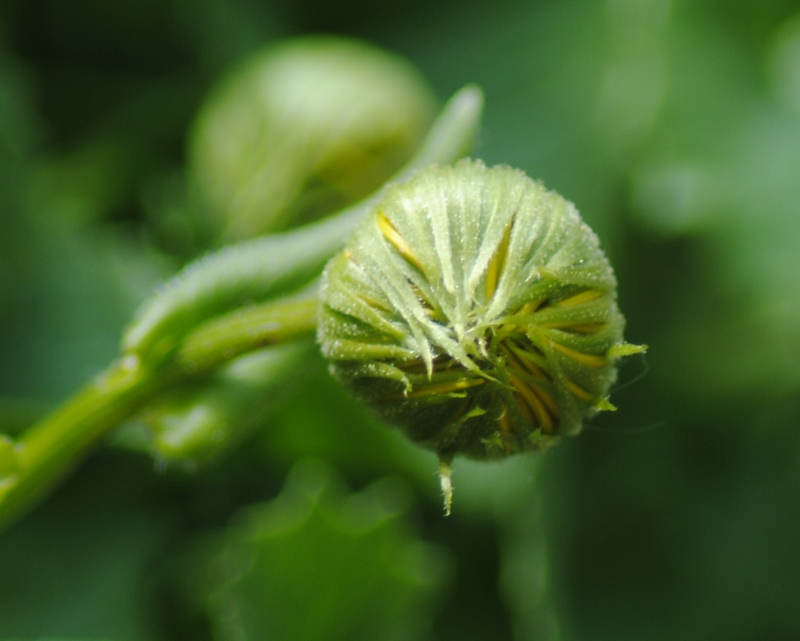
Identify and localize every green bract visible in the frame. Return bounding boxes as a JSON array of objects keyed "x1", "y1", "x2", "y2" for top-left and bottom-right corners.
[
  {"x1": 319, "y1": 159, "x2": 644, "y2": 465},
  {"x1": 191, "y1": 36, "x2": 437, "y2": 240}
]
